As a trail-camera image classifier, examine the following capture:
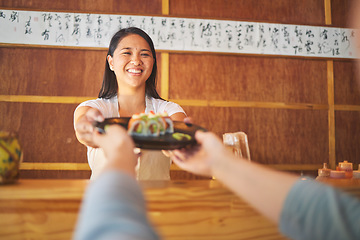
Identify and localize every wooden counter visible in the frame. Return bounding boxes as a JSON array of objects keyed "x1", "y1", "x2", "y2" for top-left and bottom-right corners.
[
  {"x1": 1, "y1": 178, "x2": 359, "y2": 240},
  {"x1": 0, "y1": 179, "x2": 287, "y2": 240}
]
